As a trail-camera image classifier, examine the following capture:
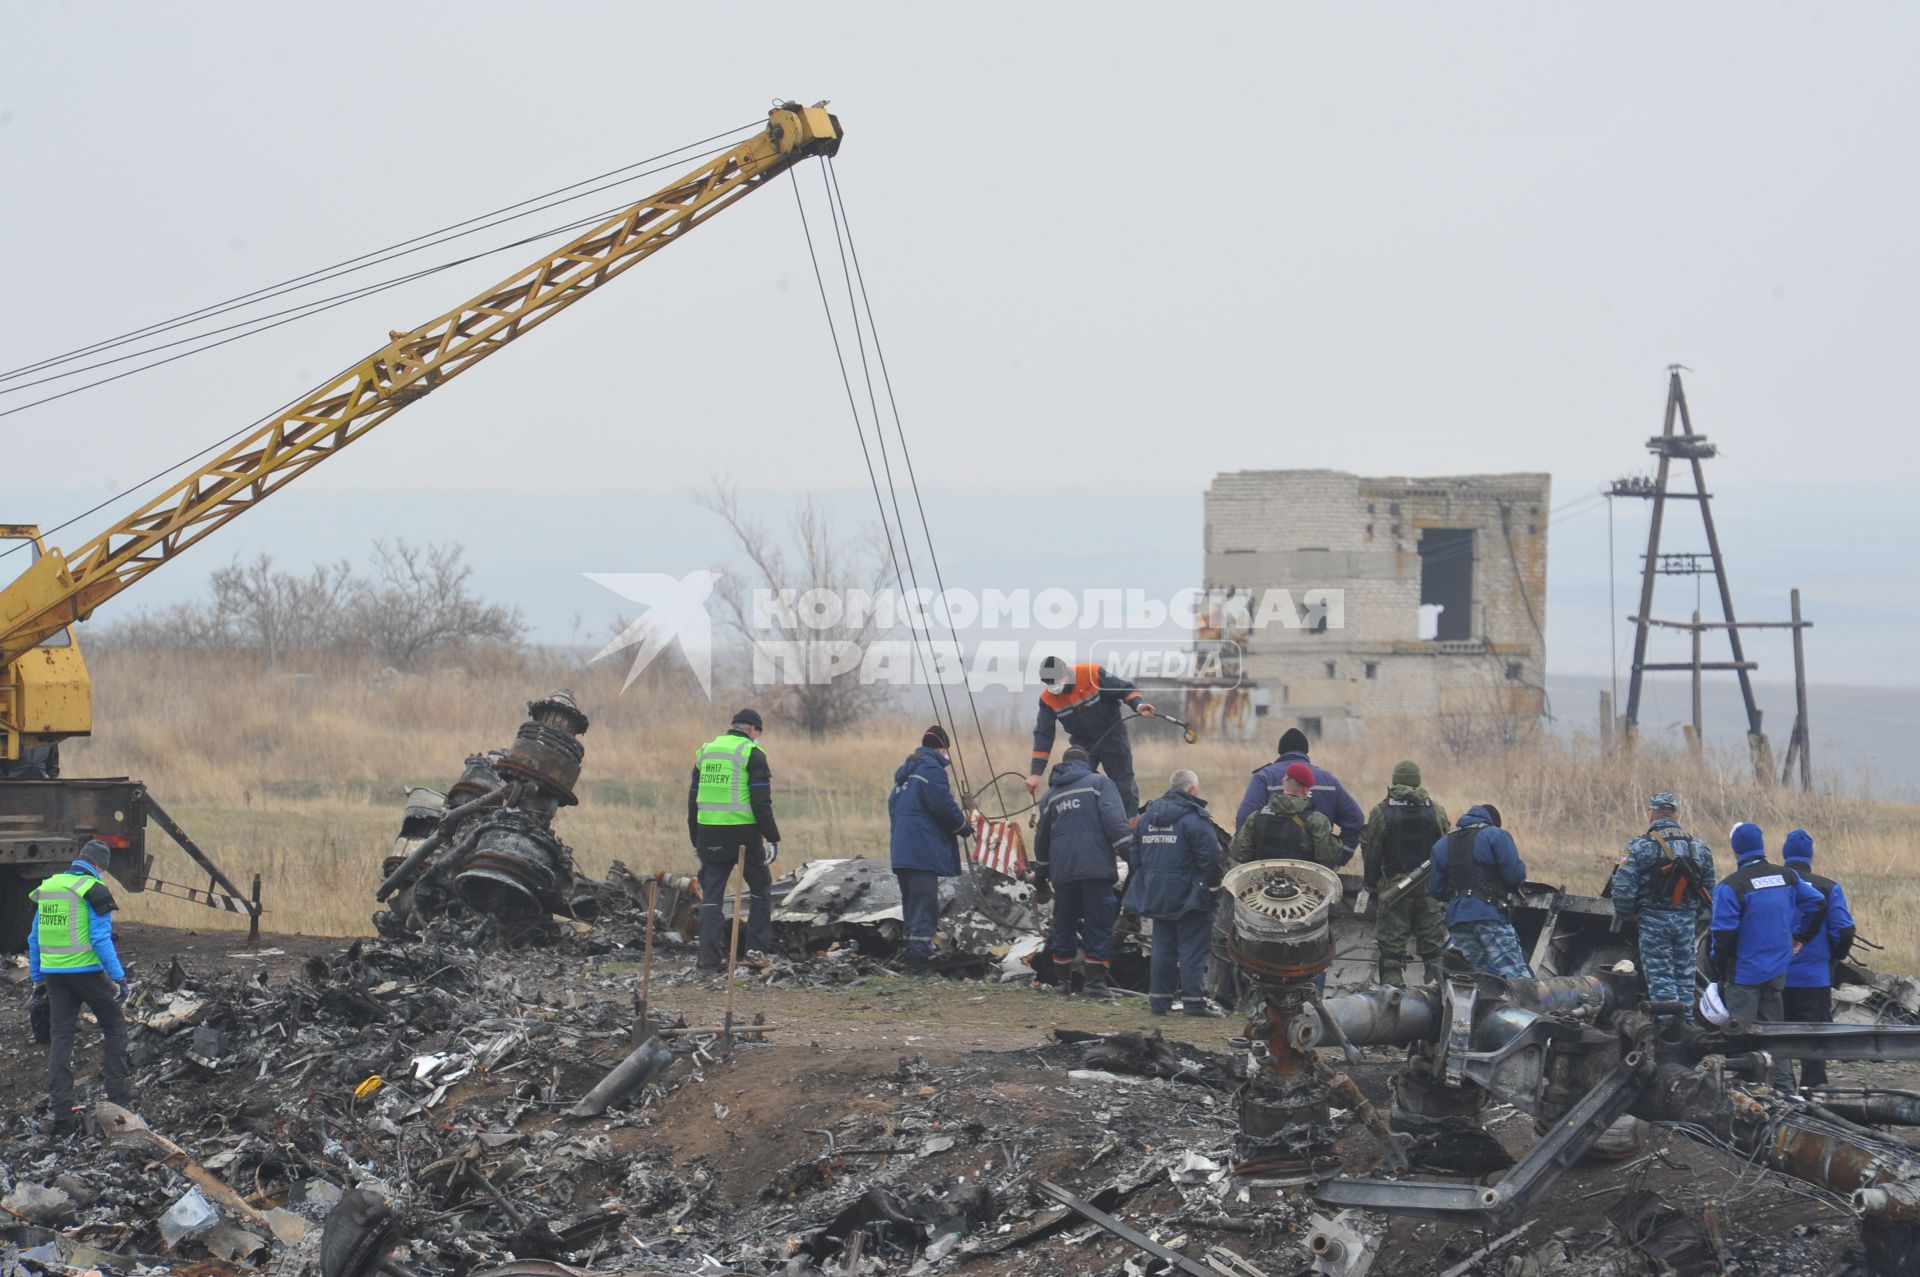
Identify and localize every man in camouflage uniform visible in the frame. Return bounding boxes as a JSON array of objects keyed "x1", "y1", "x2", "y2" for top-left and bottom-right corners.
[
  {"x1": 1361, "y1": 760, "x2": 1449, "y2": 988},
  {"x1": 1230, "y1": 763, "x2": 1342, "y2": 869},
  {"x1": 1610, "y1": 791, "x2": 1715, "y2": 1018}
]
